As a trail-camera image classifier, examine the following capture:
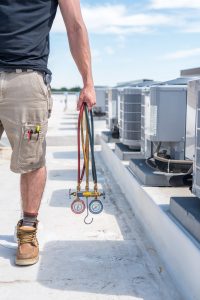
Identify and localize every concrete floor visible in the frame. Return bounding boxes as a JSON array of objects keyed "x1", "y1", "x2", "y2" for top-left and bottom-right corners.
[{"x1": 0, "y1": 95, "x2": 182, "y2": 300}]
